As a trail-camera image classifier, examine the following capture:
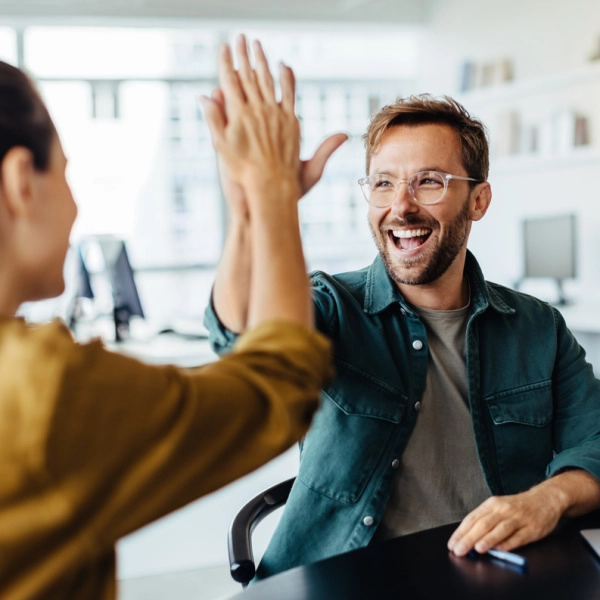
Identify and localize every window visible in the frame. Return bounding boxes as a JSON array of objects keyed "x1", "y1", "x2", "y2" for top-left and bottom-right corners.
[{"x1": 15, "y1": 24, "x2": 419, "y2": 321}]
